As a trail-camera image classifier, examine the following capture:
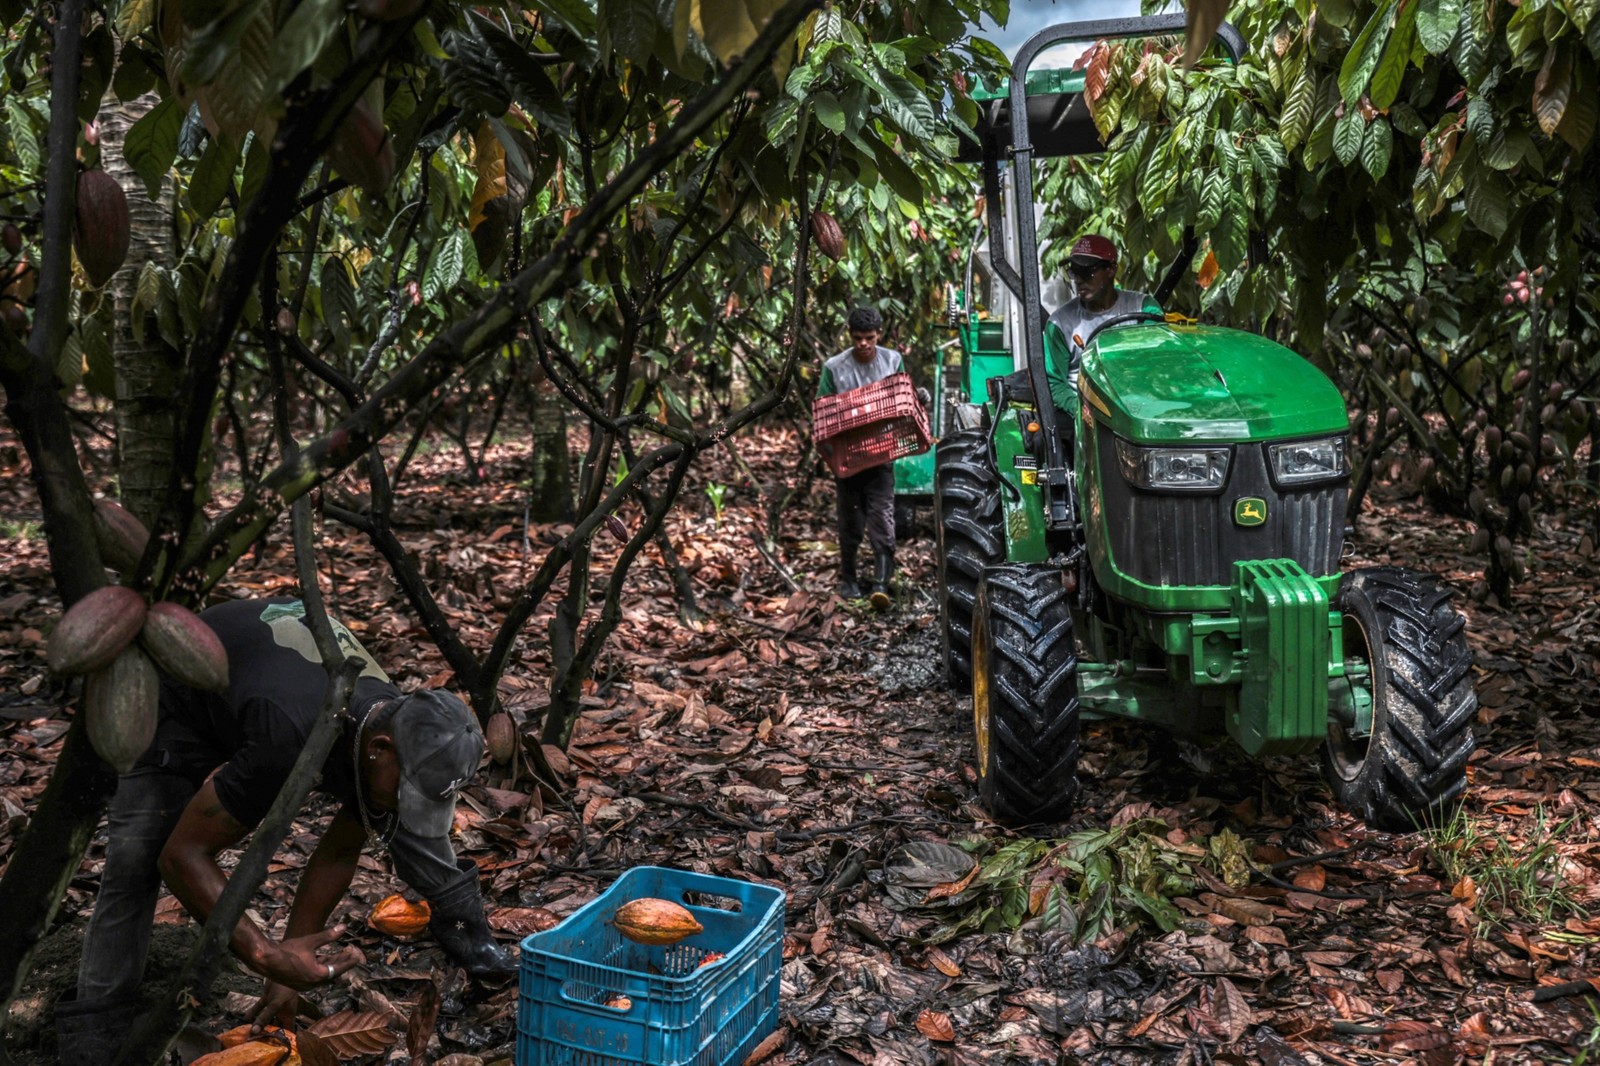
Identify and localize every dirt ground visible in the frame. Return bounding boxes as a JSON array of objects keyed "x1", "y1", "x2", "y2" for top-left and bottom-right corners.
[{"x1": 2, "y1": 423, "x2": 1598, "y2": 1065}]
